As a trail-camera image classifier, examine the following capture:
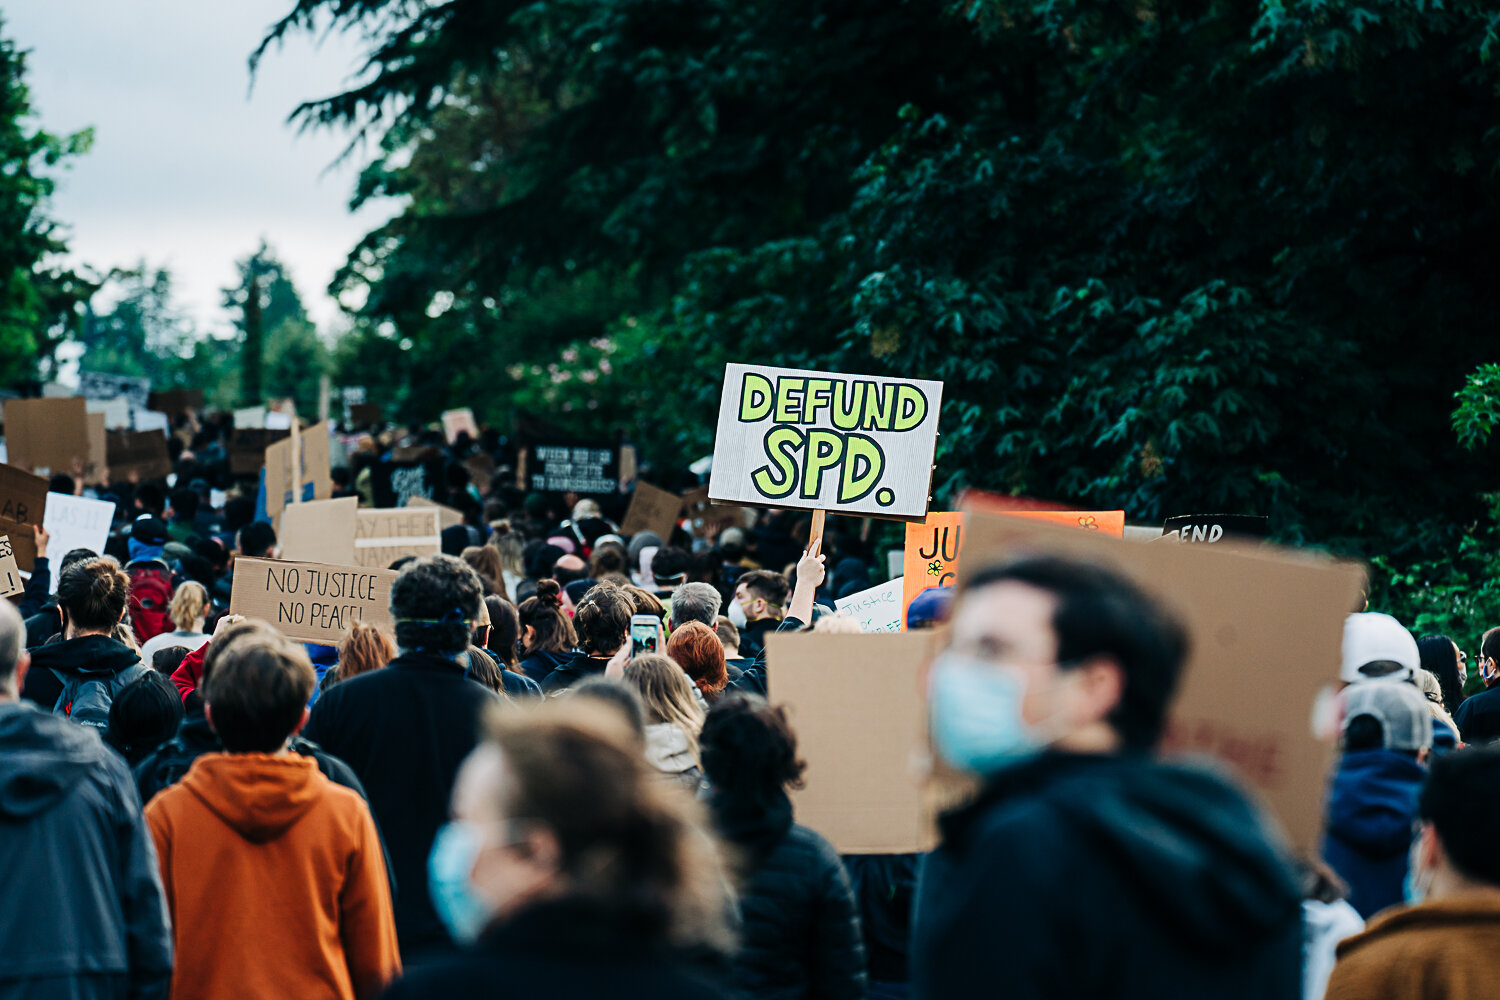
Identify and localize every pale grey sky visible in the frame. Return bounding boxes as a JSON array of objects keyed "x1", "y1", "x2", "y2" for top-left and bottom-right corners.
[{"x1": 4, "y1": 0, "x2": 396, "y2": 335}]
